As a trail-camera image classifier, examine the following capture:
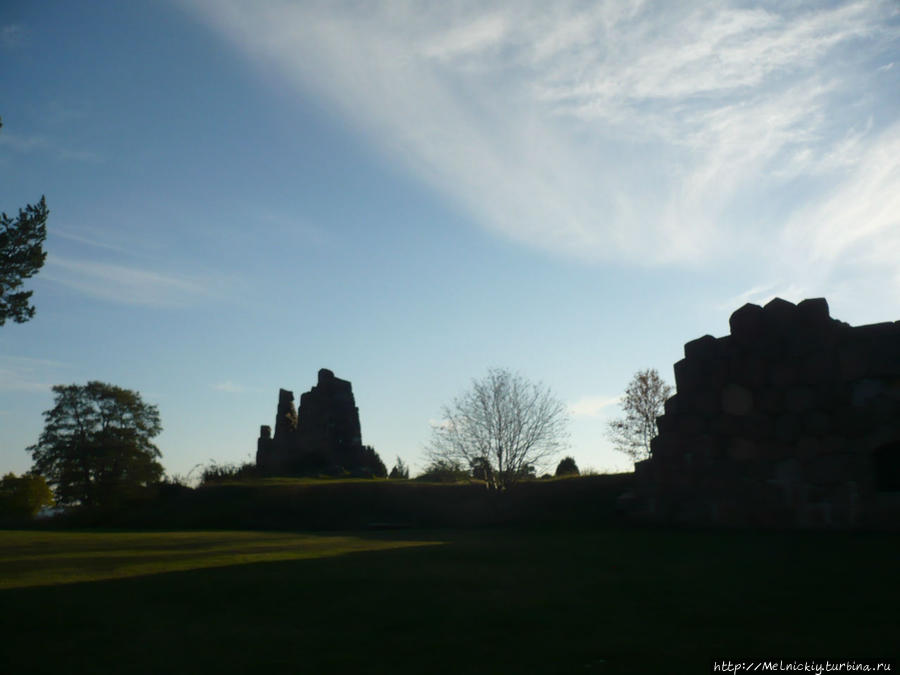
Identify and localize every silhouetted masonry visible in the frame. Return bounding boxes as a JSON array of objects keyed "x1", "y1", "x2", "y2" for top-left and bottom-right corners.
[
  {"x1": 632, "y1": 298, "x2": 900, "y2": 528},
  {"x1": 256, "y1": 369, "x2": 386, "y2": 477}
]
